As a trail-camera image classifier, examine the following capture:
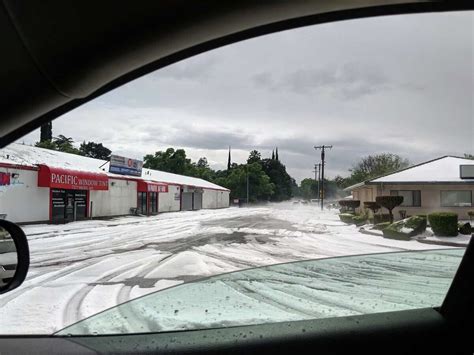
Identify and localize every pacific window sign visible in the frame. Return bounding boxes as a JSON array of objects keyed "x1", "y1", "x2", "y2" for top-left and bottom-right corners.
[
  {"x1": 109, "y1": 154, "x2": 143, "y2": 177},
  {"x1": 38, "y1": 165, "x2": 109, "y2": 190}
]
